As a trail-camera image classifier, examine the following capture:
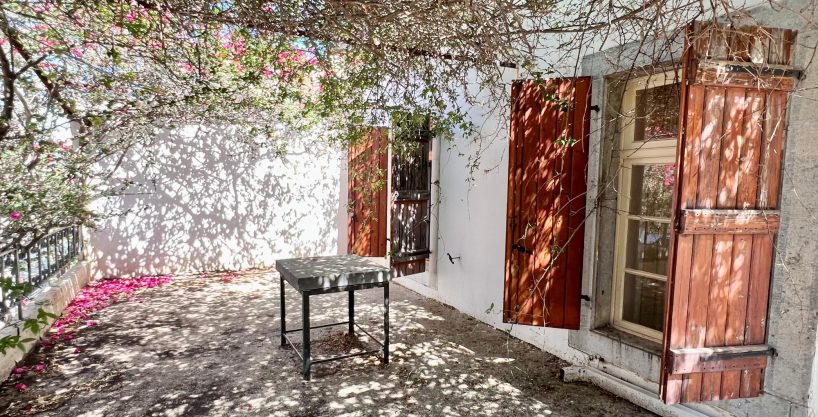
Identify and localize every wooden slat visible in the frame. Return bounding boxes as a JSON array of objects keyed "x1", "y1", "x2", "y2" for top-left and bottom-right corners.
[
  {"x1": 668, "y1": 345, "x2": 772, "y2": 374},
  {"x1": 690, "y1": 22, "x2": 796, "y2": 66},
  {"x1": 679, "y1": 209, "x2": 781, "y2": 235},
  {"x1": 694, "y1": 66, "x2": 795, "y2": 91},
  {"x1": 532, "y1": 80, "x2": 554, "y2": 326},
  {"x1": 720, "y1": 88, "x2": 756, "y2": 399},
  {"x1": 544, "y1": 80, "x2": 565, "y2": 327},
  {"x1": 683, "y1": 85, "x2": 725, "y2": 403},
  {"x1": 661, "y1": 60, "x2": 701, "y2": 403},
  {"x1": 564, "y1": 77, "x2": 591, "y2": 329},
  {"x1": 503, "y1": 80, "x2": 523, "y2": 323},
  {"x1": 515, "y1": 79, "x2": 541, "y2": 323}
]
